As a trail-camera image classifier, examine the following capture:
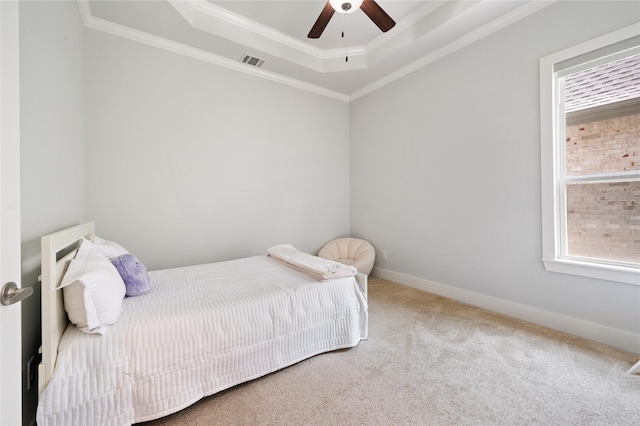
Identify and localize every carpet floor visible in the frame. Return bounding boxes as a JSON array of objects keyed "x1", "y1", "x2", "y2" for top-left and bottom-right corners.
[{"x1": 142, "y1": 277, "x2": 640, "y2": 425}]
